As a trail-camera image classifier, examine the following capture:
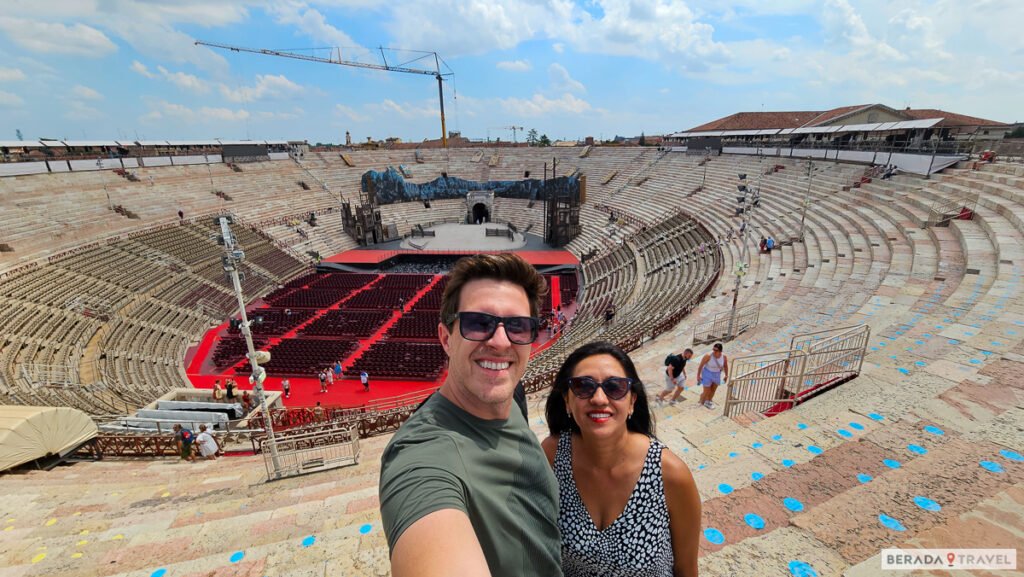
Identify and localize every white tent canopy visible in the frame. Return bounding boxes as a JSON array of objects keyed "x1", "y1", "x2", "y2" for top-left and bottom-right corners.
[{"x1": 0, "y1": 406, "x2": 97, "y2": 472}]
